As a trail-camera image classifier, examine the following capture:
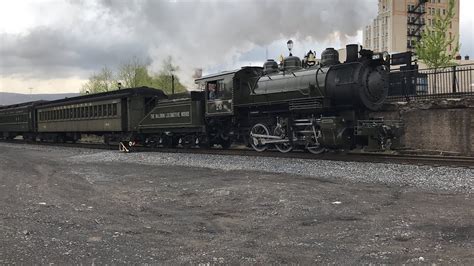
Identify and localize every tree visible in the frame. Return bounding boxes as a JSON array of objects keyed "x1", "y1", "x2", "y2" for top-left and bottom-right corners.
[
  {"x1": 81, "y1": 66, "x2": 116, "y2": 94},
  {"x1": 415, "y1": 0, "x2": 459, "y2": 68},
  {"x1": 117, "y1": 57, "x2": 153, "y2": 88},
  {"x1": 151, "y1": 56, "x2": 186, "y2": 95},
  {"x1": 81, "y1": 56, "x2": 187, "y2": 95}
]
